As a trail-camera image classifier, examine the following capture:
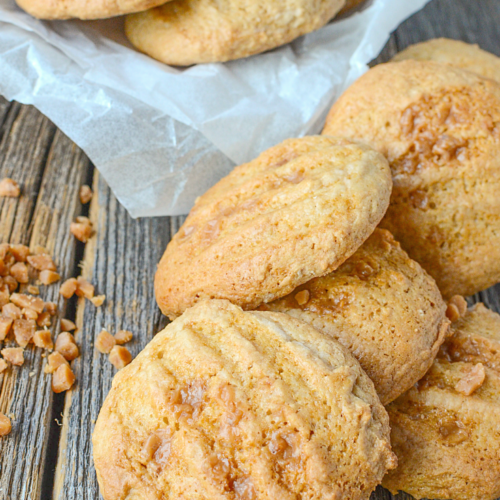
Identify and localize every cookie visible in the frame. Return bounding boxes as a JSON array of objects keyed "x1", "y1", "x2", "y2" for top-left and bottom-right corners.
[
  {"x1": 338, "y1": 0, "x2": 366, "y2": 15},
  {"x1": 154, "y1": 136, "x2": 392, "y2": 319},
  {"x1": 16, "y1": 0, "x2": 169, "y2": 20},
  {"x1": 124, "y1": 0, "x2": 346, "y2": 65},
  {"x1": 261, "y1": 228, "x2": 449, "y2": 404},
  {"x1": 323, "y1": 60, "x2": 500, "y2": 298},
  {"x1": 383, "y1": 302, "x2": 500, "y2": 500},
  {"x1": 393, "y1": 38, "x2": 500, "y2": 82},
  {"x1": 93, "y1": 300, "x2": 397, "y2": 500}
]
